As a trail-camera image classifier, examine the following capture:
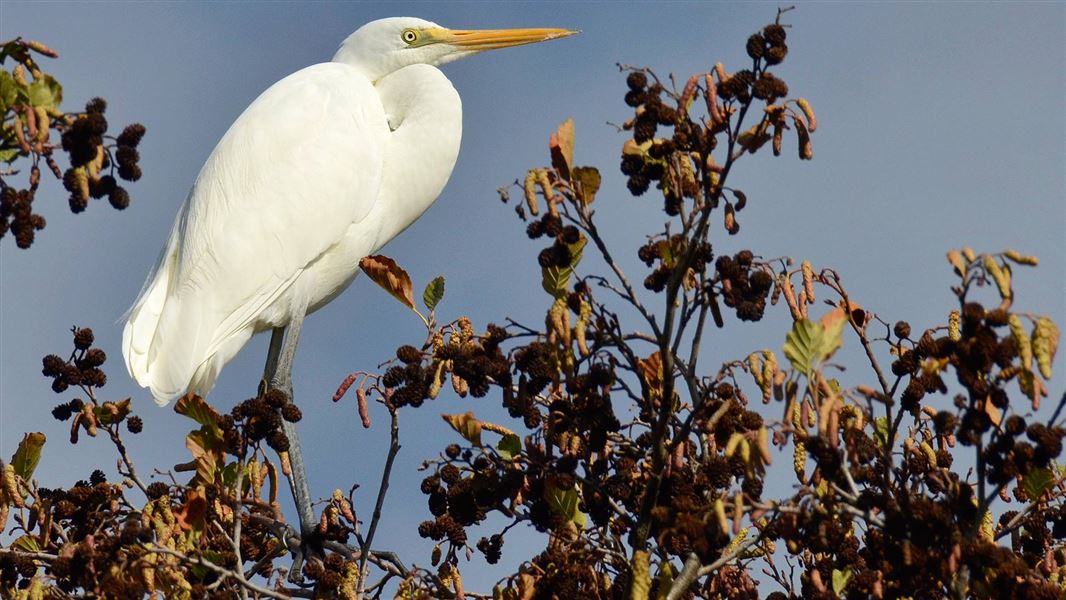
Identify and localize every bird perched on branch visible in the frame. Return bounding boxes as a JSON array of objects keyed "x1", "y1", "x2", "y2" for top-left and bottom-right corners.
[
  {"x1": 121, "y1": 16, "x2": 575, "y2": 551},
  {"x1": 123, "y1": 17, "x2": 575, "y2": 405}
]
